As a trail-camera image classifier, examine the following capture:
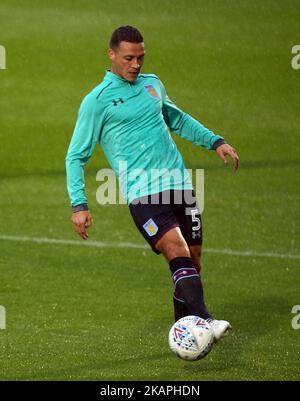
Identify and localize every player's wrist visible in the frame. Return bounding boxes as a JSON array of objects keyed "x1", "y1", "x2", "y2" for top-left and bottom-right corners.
[
  {"x1": 72, "y1": 203, "x2": 89, "y2": 213},
  {"x1": 212, "y1": 138, "x2": 226, "y2": 150}
]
